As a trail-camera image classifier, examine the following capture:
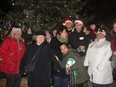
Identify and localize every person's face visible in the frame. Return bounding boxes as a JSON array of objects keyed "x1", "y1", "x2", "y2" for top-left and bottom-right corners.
[
  {"x1": 14, "y1": 31, "x2": 22, "y2": 39},
  {"x1": 52, "y1": 30, "x2": 57, "y2": 37},
  {"x1": 60, "y1": 44, "x2": 68, "y2": 55},
  {"x1": 85, "y1": 30, "x2": 90, "y2": 35},
  {"x1": 90, "y1": 24, "x2": 96, "y2": 30},
  {"x1": 96, "y1": 33, "x2": 105, "y2": 40},
  {"x1": 27, "y1": 28, "x2": 32, "y2": 34},
  {"x1": 75, "y1": 24, "x2": 83, "y2": 31},
  {"x1": 113, "y1": 23, "x2": 116, "y2": 32},
  {"x1": 60, "y1": 29, "x2": 68, "y2": 38},
  {"x1": 65, "y1": 22, "x2": 73, "y2": 29},
  {"x1": 36, "y1": 35, "x2": 45, "y2": 44}
]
